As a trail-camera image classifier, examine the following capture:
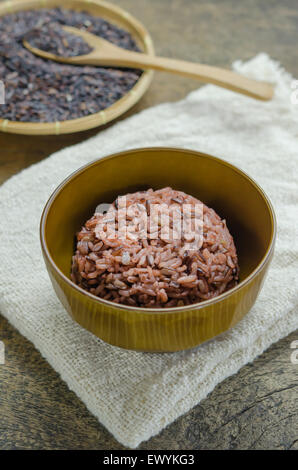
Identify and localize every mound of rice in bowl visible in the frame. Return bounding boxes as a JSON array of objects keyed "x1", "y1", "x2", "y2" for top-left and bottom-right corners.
[{"x1": 71, "y1": 187, "x2": 239, "y2": 308}]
